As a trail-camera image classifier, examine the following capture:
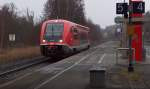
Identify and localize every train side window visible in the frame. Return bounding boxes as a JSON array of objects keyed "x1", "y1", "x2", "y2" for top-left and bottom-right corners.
[
  {"x1": 72, "y1": 28, "x2": 79, "y2": 39},
  {"x1": 73, "y1": 28, "x2": 78, "y2": 33}
]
